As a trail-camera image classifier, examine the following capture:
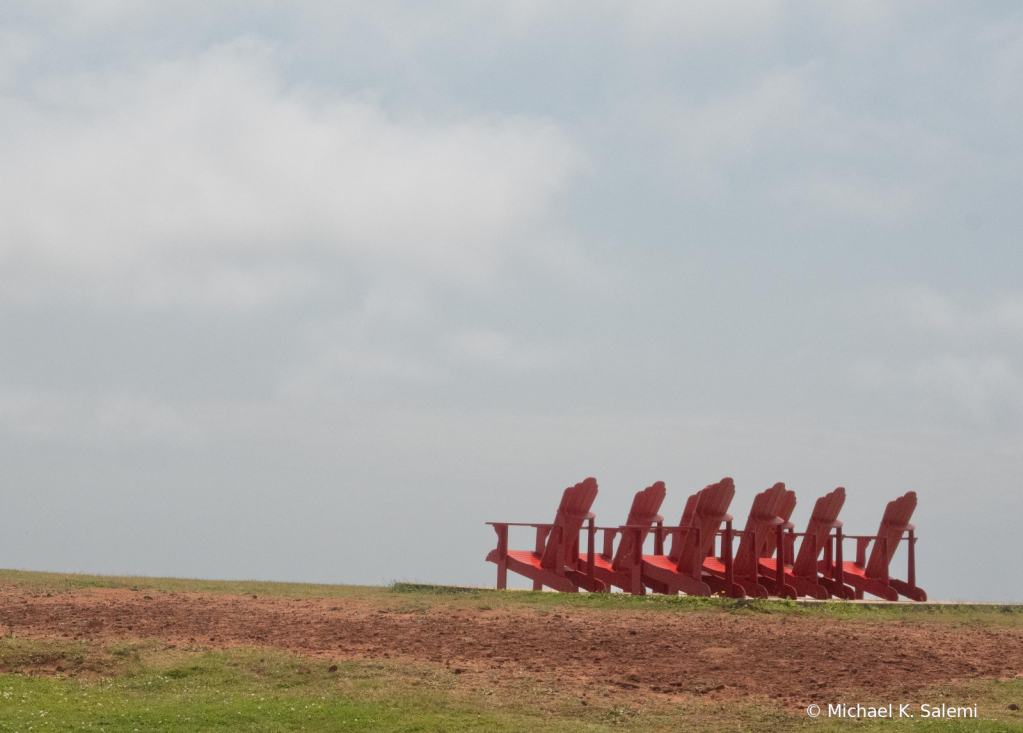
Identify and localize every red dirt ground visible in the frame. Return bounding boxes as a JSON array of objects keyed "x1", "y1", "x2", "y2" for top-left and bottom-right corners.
[{"x1": 2, "y1": 588, "x2": 1021, "y2": 704}]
